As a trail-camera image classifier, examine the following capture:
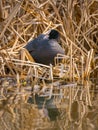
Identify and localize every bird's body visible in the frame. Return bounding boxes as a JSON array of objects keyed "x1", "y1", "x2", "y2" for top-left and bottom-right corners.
[{"x1": 25, "y1": 30, "x2": 64, "y2": 65}]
